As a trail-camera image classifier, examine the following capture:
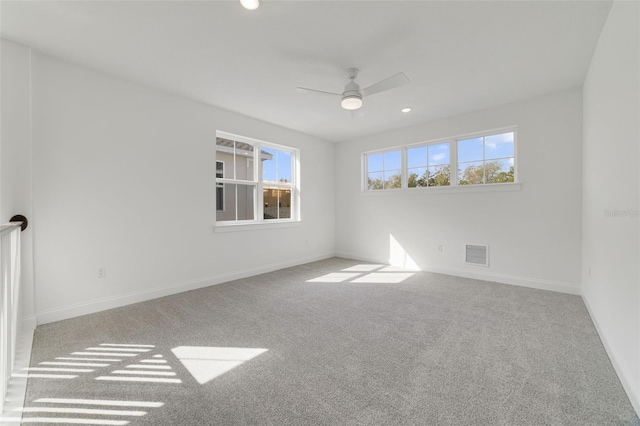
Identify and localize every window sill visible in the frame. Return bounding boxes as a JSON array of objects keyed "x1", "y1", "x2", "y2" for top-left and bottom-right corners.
[
  {"x1": 214, "y1": 220, "x2": 302, "y2": 233},
  {"x1": 362, "y1": 182, "x2": 522, "y2": 195}
]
